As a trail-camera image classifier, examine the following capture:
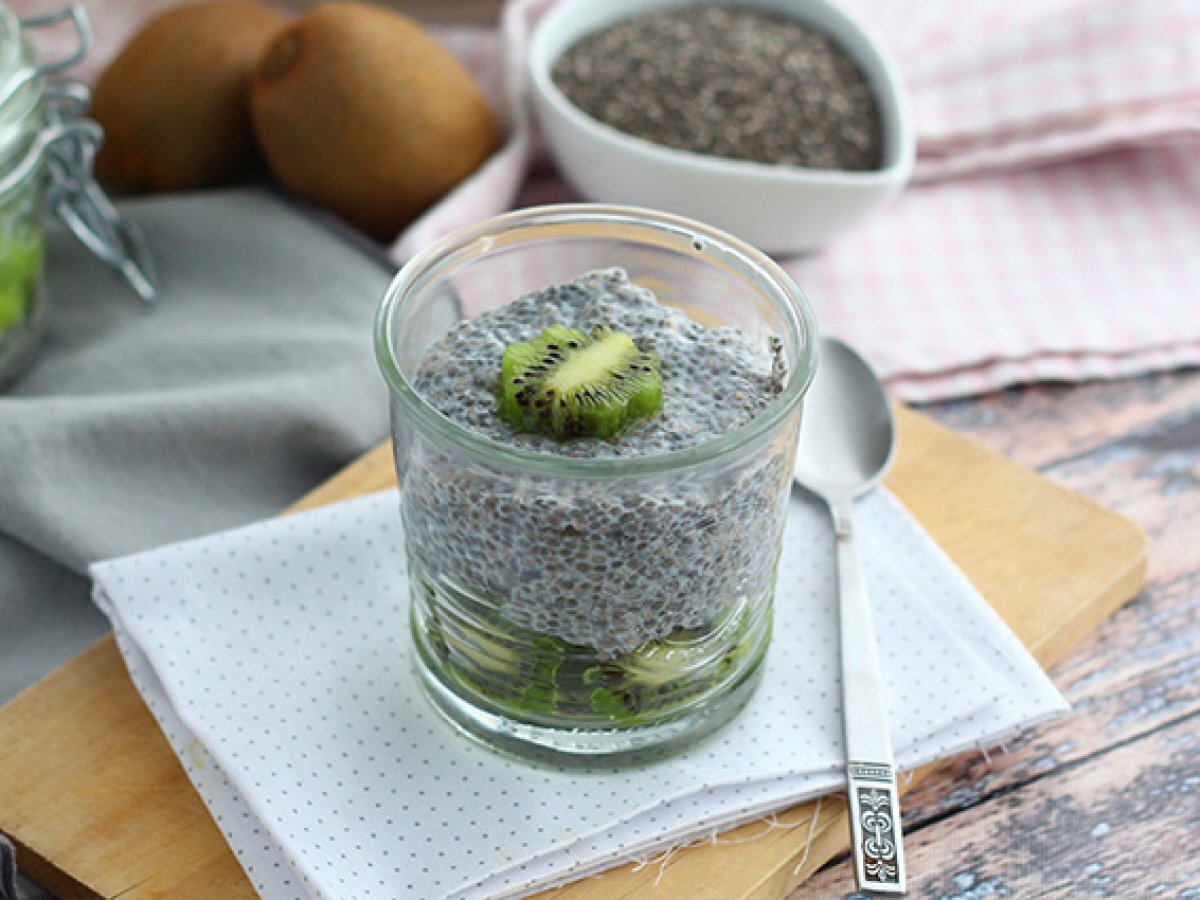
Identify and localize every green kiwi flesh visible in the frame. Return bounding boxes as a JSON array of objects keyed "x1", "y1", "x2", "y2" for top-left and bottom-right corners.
[{"x1": 498, "y1": 324, "x2": 662, "y2": 440}]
